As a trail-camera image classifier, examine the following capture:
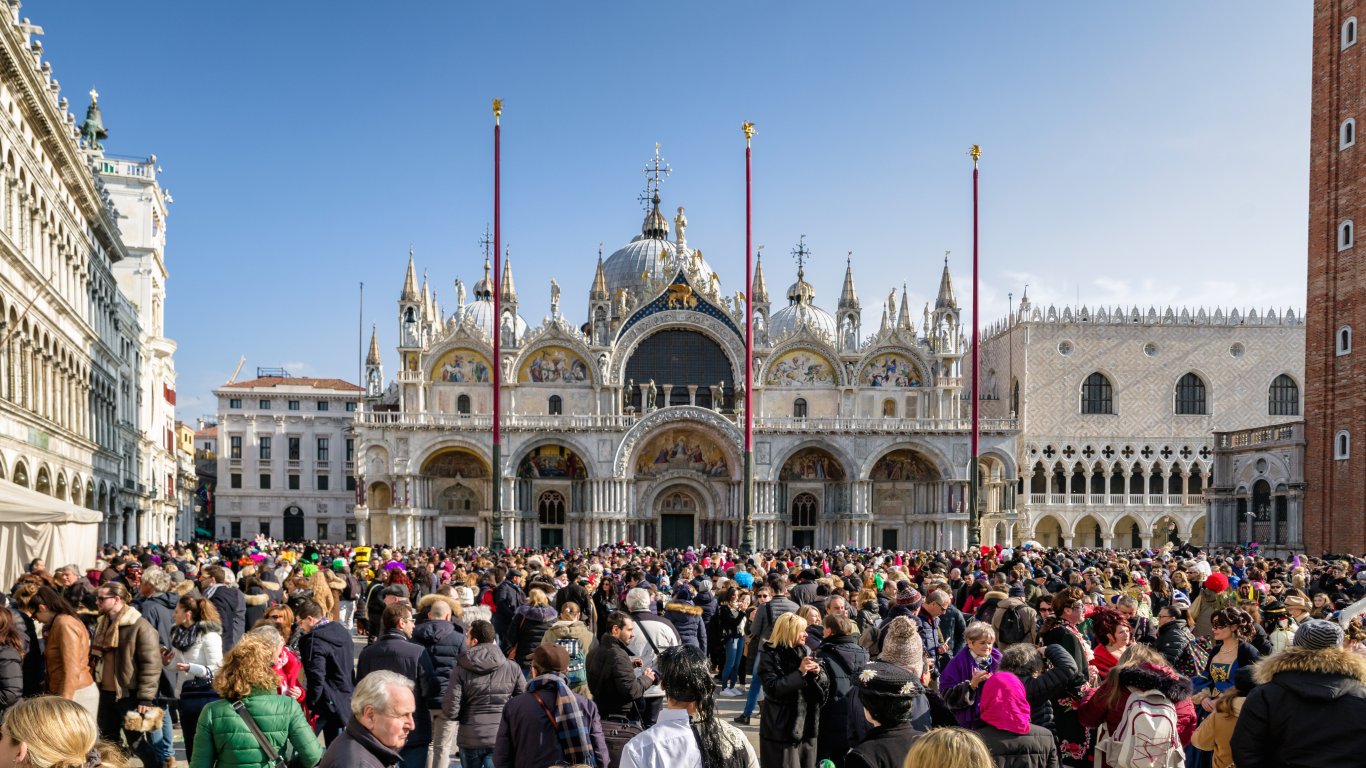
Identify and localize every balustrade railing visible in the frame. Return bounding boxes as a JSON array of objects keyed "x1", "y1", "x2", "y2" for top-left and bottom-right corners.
[{"x1": 356, "y1": 409, "x2": 1018, "y2": 433}]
